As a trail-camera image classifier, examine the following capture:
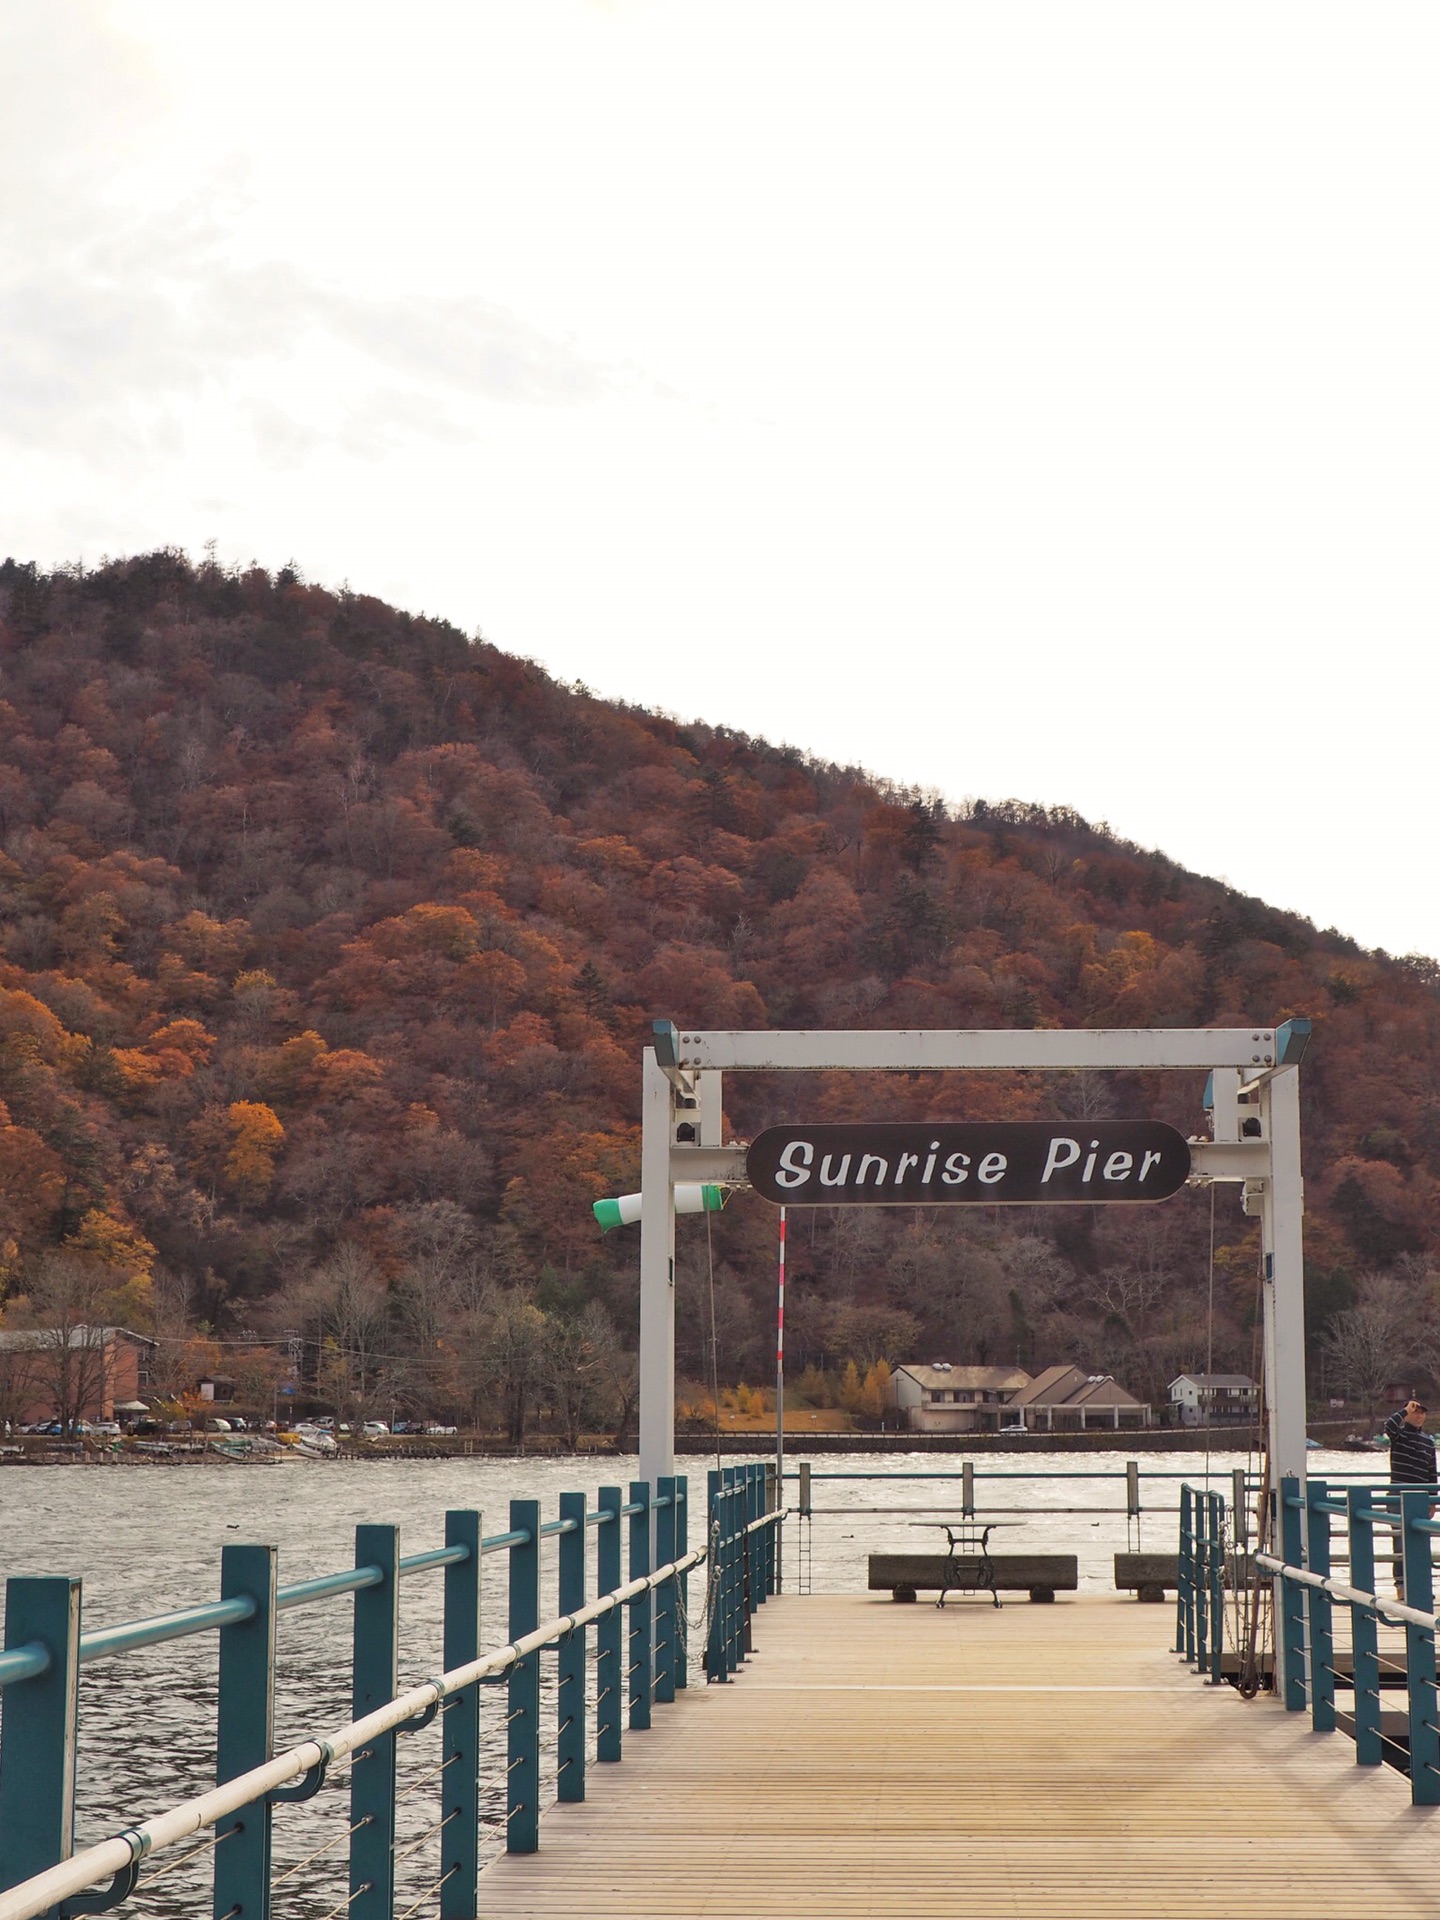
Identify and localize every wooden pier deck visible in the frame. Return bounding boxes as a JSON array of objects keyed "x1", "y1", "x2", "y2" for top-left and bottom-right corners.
[{"x1": 480, "y1": 1592, "x2": 1440, "y2": 1919}]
